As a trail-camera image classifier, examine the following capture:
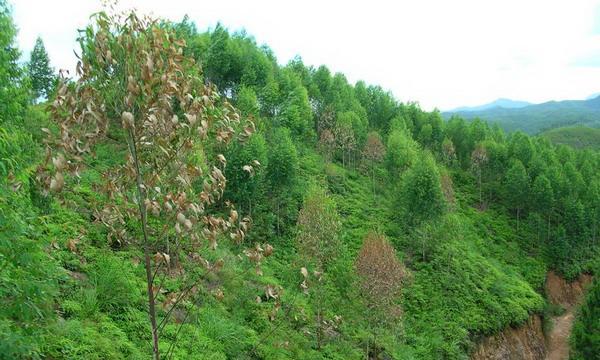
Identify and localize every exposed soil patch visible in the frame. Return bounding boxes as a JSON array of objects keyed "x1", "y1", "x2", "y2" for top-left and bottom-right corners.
[
  {"x1": 471, "y1": 272, "x2": 591, "y2": 360},
  {"x1": 471, "y1": 315, "x2": 546, "y2": 360},
  {"x1": 544, "y1": 271, "x2": 592, "y2": 360},
  {"x1": 545, "y1": 271, "x2": 592, "y2": 308},
  {"x1": 545, "y1": 311, "x2": 573, "y2": 360}
]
